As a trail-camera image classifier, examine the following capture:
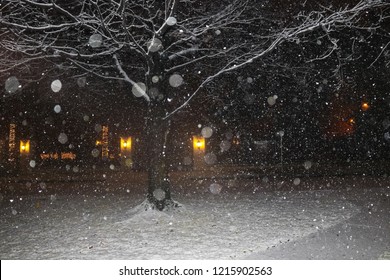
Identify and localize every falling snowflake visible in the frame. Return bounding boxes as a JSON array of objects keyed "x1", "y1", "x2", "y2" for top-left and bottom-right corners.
[
  {"x1": 89, "y1": 34, "x2": 103, "y2": 48},
  {"x1": 5, "y1": 76, "x2": 21, "y2": 94},
  {"x1": 51, "y1": 79, "x2": 62, "y2": 93}
]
